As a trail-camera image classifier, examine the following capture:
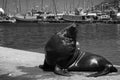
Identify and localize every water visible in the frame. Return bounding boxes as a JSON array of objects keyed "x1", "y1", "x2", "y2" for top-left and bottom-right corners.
[{"x1": 0, "y1": 23, "x2": 120, "y2": 65}]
